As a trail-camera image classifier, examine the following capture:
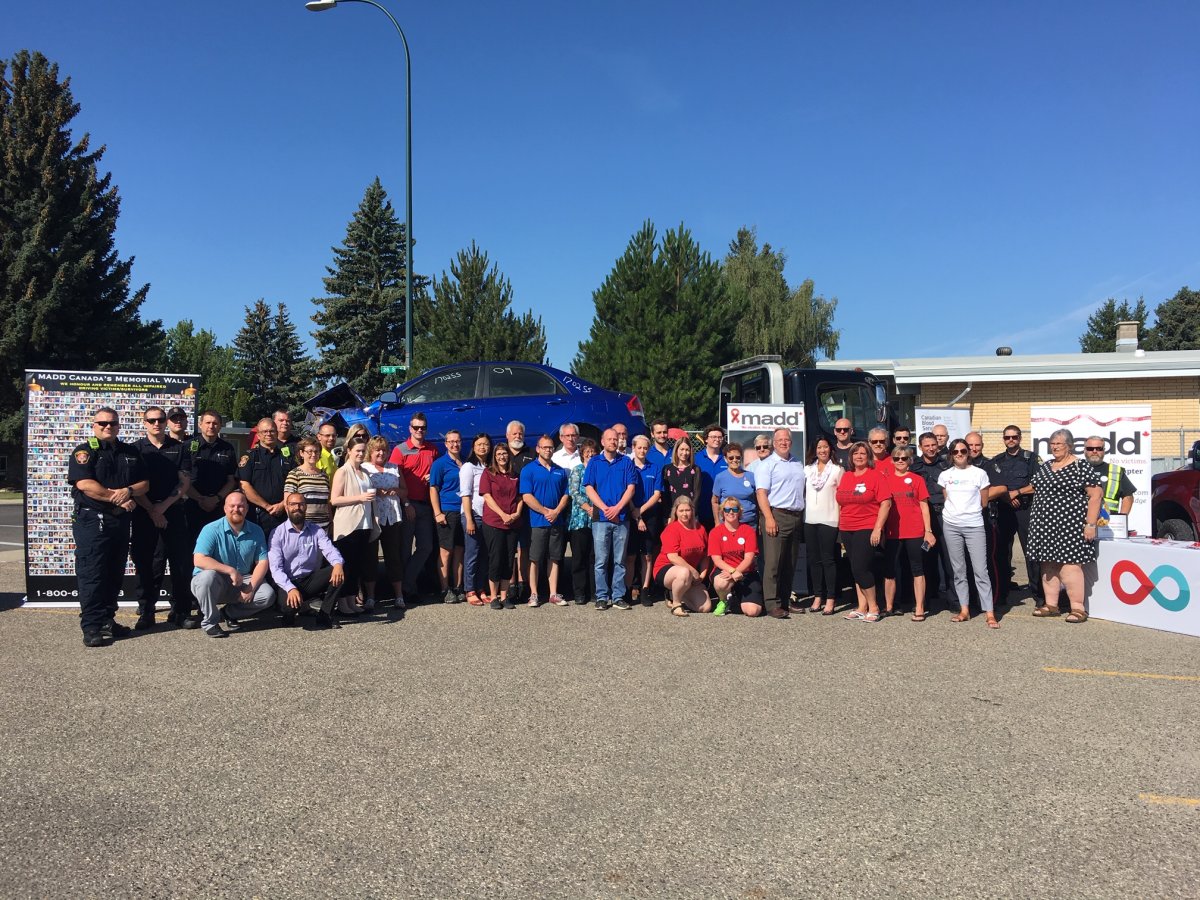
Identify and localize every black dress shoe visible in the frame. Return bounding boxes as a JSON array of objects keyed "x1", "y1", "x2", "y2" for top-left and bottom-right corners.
[
  {"x1": 316, "y1": 611, "x2": 341, "y2": 630},
  {"x1": 178, "y1": 617, "x2": 201, "y2": 629},
  {"x1": 101, "y1": 620, "x2": 132, "y2": 640},
  {"x1": 82, "y1": 628, "x2": 107, "y2": 647},
  {"x1": 280, "y1": 611, "x2": 297, "y2": 627},
  {"x1": 135, "y1": 612, "x2": 156, "y2": 630}
]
